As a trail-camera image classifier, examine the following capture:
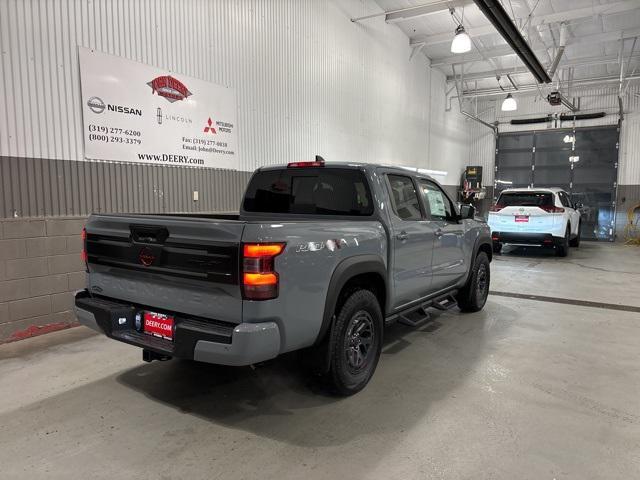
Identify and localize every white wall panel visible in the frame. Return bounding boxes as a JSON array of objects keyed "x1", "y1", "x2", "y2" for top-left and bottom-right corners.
[
  {"x1": 427, "y1": 69, "x2": 471, "y2": 186},
  {"x1": 0, "y1": 0, "x2": 437, "y2": 172}
]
